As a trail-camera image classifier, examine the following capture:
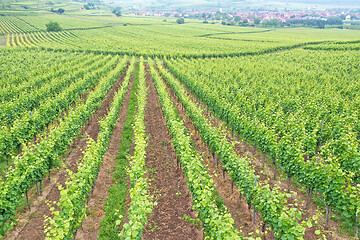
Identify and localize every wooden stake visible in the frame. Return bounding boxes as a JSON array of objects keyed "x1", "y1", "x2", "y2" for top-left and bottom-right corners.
[
  {"x1": 262, "y1": 153, "x2": 265, "y2": 168},
  {"x1": 287, "y1": 176, "x2": 291, "y2": 193},
  {"x1": 248, "y1": 203, "x2": 252, "y2": 222},
  {"x1": 325, "y1": 204, "x2": 331, "y2": 229},
  {"x1": 306, "y1": 189, "x2": 312, "y2": 209},
  {"x1": 355, "y1": 212, "x2": 358, "y2": 240},
  {"x1": 35, "y1": 181, "x2": 40, "y2": 196},
  {"x1": 273, "y1": 161, "x2": 277, "y2": 180},
  {"x1": 253, "y1": 175, "x2": 257, "y2": 225},
  {"x1": 25, "y1": 192, "x2": 30, "y2": 209}
]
